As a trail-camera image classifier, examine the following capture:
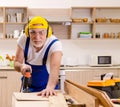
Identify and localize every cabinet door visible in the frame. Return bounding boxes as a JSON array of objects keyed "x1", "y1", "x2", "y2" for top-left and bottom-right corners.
[
  {"x1": 0, "y1": 72, "x2": 7, "y2": 107},
  {"x1": 7, "y1": 71, "x2": 22, "y2": 107}
]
